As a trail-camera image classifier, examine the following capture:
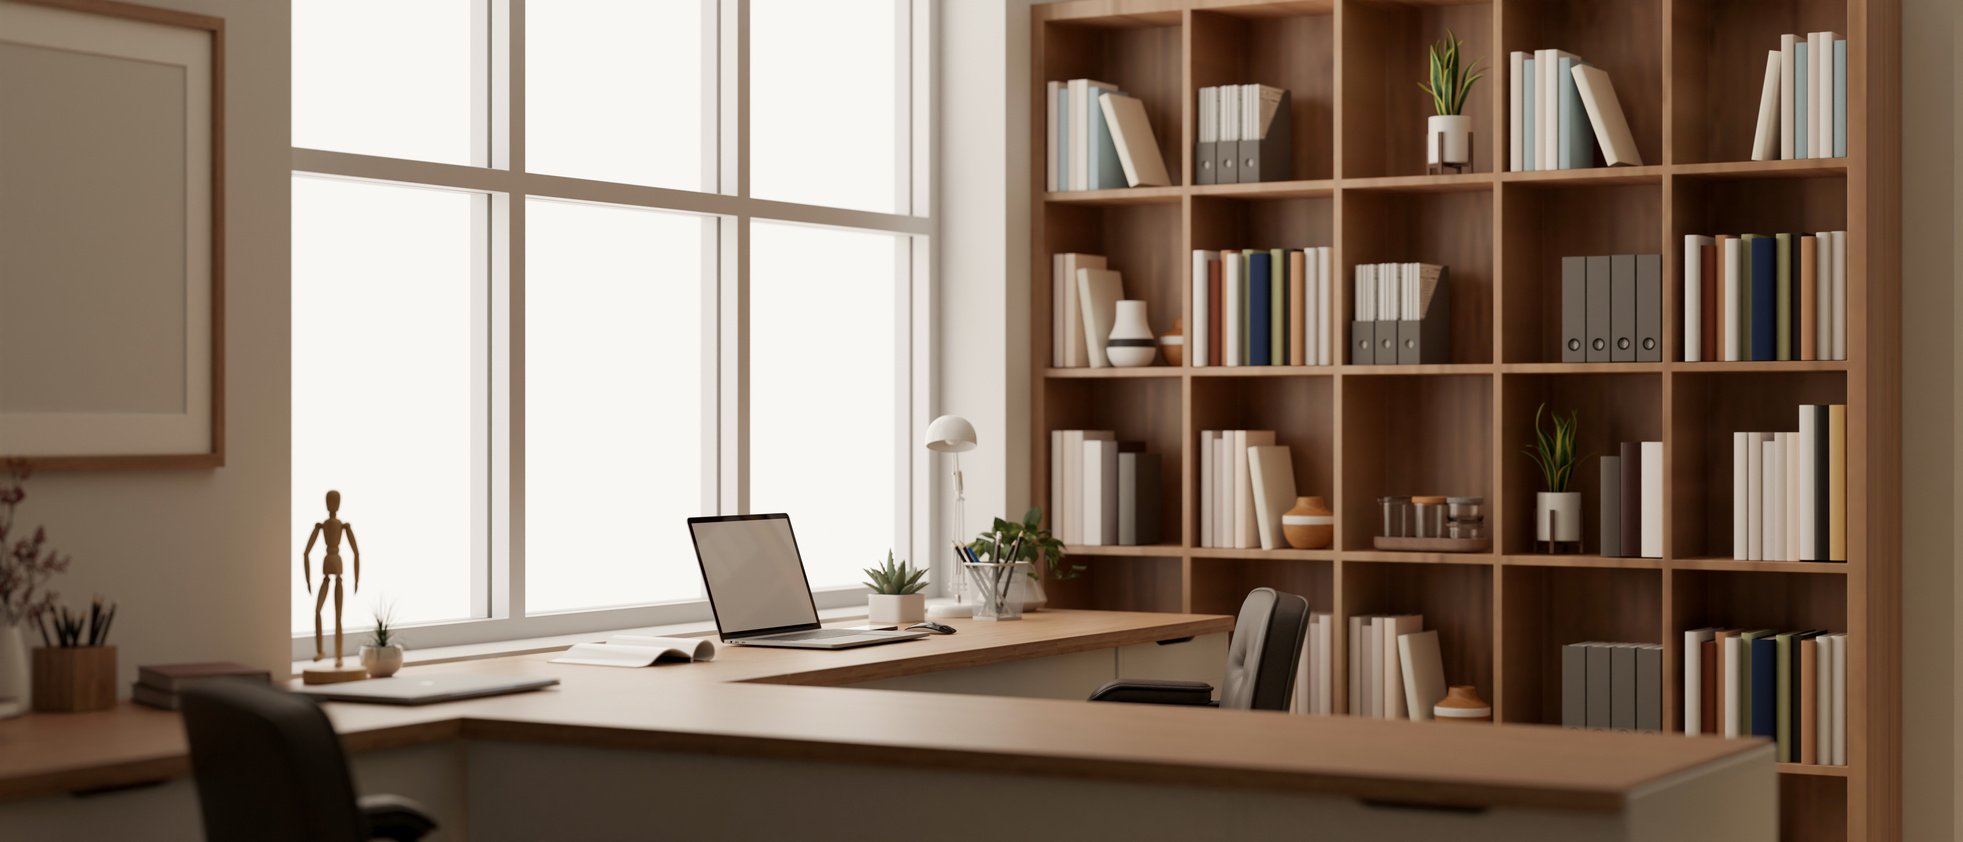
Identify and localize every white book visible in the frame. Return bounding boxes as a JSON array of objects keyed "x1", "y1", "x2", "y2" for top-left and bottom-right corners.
[
  {"x1": 1734, "y1": 432, "x2": 1751, "y2": 560},
  {"x1": 1068, "y1": 79, "x2": 1088, "y2": 190},
  {"x1": 1064, "y1": 430, "x2": 1114, "y2": 545},
  {"x1": 1751, "y1": 51, "x2": 1781, "y2": 161},
  {"x1": 1199, "y1": 431, "x2": 1216, "y2": 548},
  {"x1": 1077, "y1": 267, "x2": 1124, "y2": 368},
  {"x1": 1362, "y1": 618, "x2": 1382, "y2": 718},
  {"x1": 1764, "y1": 437, "x2": 1784, "y2": 562},
  {"x1": 1081, "y1": 439, "x2": 1120, "y2": 545},
  {"x1": 1780, "y1": 35, "x2": 1797, "y2": 160},
  {"x1": 1724, "y1": 636, "x2": 1744, "y2": 737},
  {"x1": 1301, "y1": 249, "x2": 1318, "y2": 368},
  {"x1": 1052, "y1": 254, "x2": 1066, "y2": 367},
  {"x1": 1509, "y1": 51, "x2": 1526, "y2": 171},
  {"x1": 1830, "y1": 633, "x2": 1846, "y2": 764},
  {"x1": 1814, "y1": 631, "x2": 1832, "y2": 761},
  {"x1": 1317, "y1": 614, "x2": 1334, "y2": 714},
  {"x1": 1234, "y1": 431, "x2": 1276, "y2": 549},
  {"x1": 1684, "y1": 628, "x2": 1717, "y2": 735},
  {"x1": 1100, "y1": 92, "x2": 1171, "y2": 188},
  {"x1": 1684, "y1": 235, "x2": 1712, "y2": 361},
  {"x1": 1536, "y1": 49, "x2": 1555, "y2": 169},
  {"x1": 1785, "y1": 431, "x2": 1801, "y2": 562},
  {"x1": 1315, "y1": 248, "x2": 1333, "y2": 365},
  {"x1": 1831, "y1": 230, "x2": 1846, "y2": 360},
  {"x1": 1348, "y1": 615, "x2": 1364, "y2": 716},
  {"x1": 1225, "y1": 253, "x2": 1244, "y2": 366},
  {"x1": 1046, "y1": 81, "x2": 1060, "y2": 191},
  {"x1": 1247, "y1": 445, "x2": 1296, "y2": 551},
  {"x1": 1215, "y1": 434, "x2": 1233, "y2": 552},
  {"x1": 1057, "y1": 253, "x2": 1106, "y2": 367},
  {"x1": 1747, "y1": 432, "x2": 1765, "y2": 560},
  {"x1": 1641, "y1": 441, "x2": 1663, "y2": 557},
  {"x1": 1197, "y1": 87, "x2": 1216, "y2": 144},
  {"x1": 1799, "y1": 407, "x2": 1817, "y2": 561},
  {"x1": 1380, "y1": 615, "x2": 1423, "y2": 720},
  {"x1": 1572, "y1": 64, "x2": 1642, "y2": 165},
  {"x1": 1219, "y1": 80, "x2": 1241, "y2": 143},
  {"x1": 1724, "y1": 237, "x2": 1743, "y2": 360},
  {"x1": 1191, "y1": 251, "x2": 1212, "y2": 367},
  {"x1": 1816, "y1": 32, "x2": 1837, "y2": 158}
]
